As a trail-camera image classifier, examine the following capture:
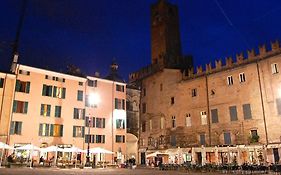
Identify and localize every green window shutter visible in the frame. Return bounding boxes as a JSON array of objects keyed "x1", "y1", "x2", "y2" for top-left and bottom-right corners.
[
  {"x1": 10, "y1": 122, "x2": 15, "y2": 135},
  {"x1": 53, "y1": 86, "x2": 57, "y2": 97},
  {"x1": 243, "y1": 104, "x2": 252, "y2": 120},
  {"x1": 211, "y1": 109, "x2": 219, "y2": 123},
  {"x1": 92, "y1": 117, "x2": 96, "y2": 127},
  {"x1": 62, "y1": 88, "x2": 66, "y2": 99},
  {"x1": 115, "y1": 98, "x2": 118, "y2": 109},
  {"x1": 46, "y1": 124, "x2": 50, "y2": 136},
  {"x1": 82, "y1": 109, "x2": 85, "y2": 119},
  {"x1": 60, "y1": 125, "x2": 63, "y2": 137},
  {"x1": 123, "y1": 135, "x2": 125, "y2": 143},
  {"x1": 26, "y1": 82, "x2": 30, "y2": 93},
  {"x1": 39, "y1": 124, "x2": 43, "y2": 136},
  {"x1": 50, "y1": 124, "x2": 54, "y2": 136},
  {"x1": 82, "y1": 127, "x2": 85, "y2": 137},
  {"x1": 13, "y1": 101, "x2": 17, "y2": 113},
  {"x1": 47, "y1": 105, "x2": 51, "y2": 116},
  {"x1": 40, "y1": 104, "x2": 44, "y2": 115},
  {"x1": 55, "y1": 106, "x2": 61, "y2": 118},
  {"x1": 42, "y1": 85, "x2": 47, "y2": 96},
  {"x1": 103, "y1": 118, "x2": 105, "y2": 128},
  {"x1": 18, "y1": 122, "x2": 22, "y2": 135},
  {"x1": 55, "y1": 106, "x2": 58, "y2": 117},
  {"x1": 48, "y1": 86, "x2": 52, "y2": 96},
  {"x1": 73, "y1": 108, "x2": 77, "y2": 119},
  {"x1": 229, "y1": 106, "x2": 238, "y2": 121},
  {"x1": 103, "y1": 135, "x2": 105, "y2": 143},
  {"x1": 24, "y1": 102, "x2": 28, "y2": 114},
  {"x1": 15, "y1": 80, "x2": 20, "y2": 92},
  {"x1": 122, "y1": 100, "x2": 125, "y2": 110},
  {"x1": 73, "y1": 126, "x2": 76, "y2": 137}
]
